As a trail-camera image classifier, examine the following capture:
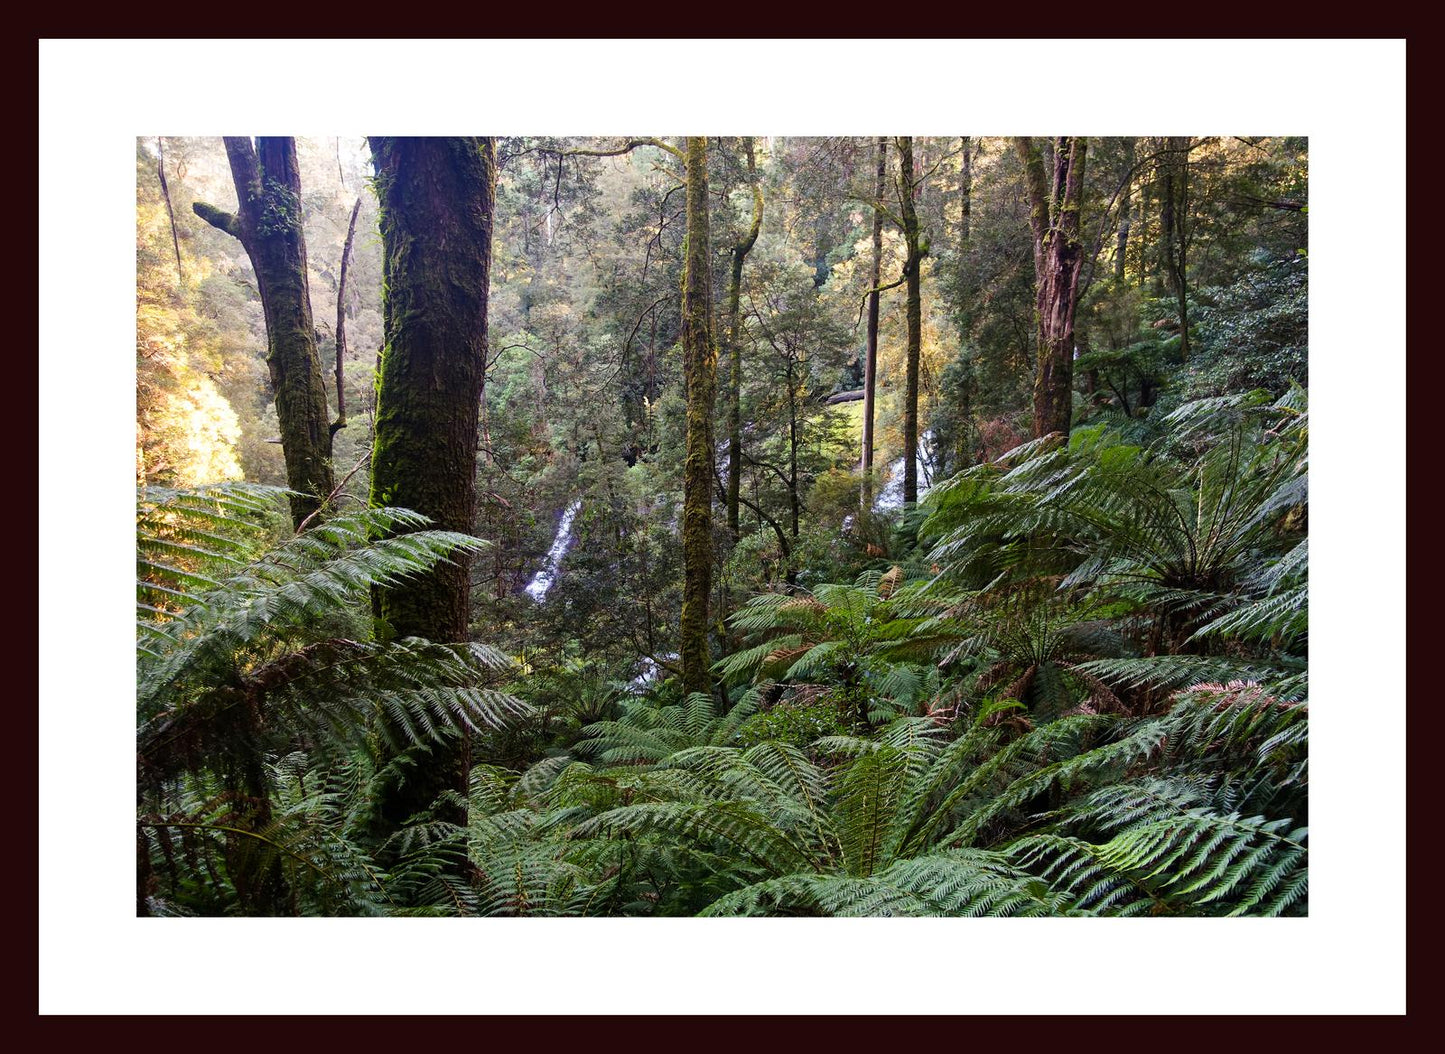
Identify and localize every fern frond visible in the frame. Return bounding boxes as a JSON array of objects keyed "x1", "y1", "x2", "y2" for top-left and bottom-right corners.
[{"x1": 700, "y1": 849, "x2": 1081, "y2": 917}]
